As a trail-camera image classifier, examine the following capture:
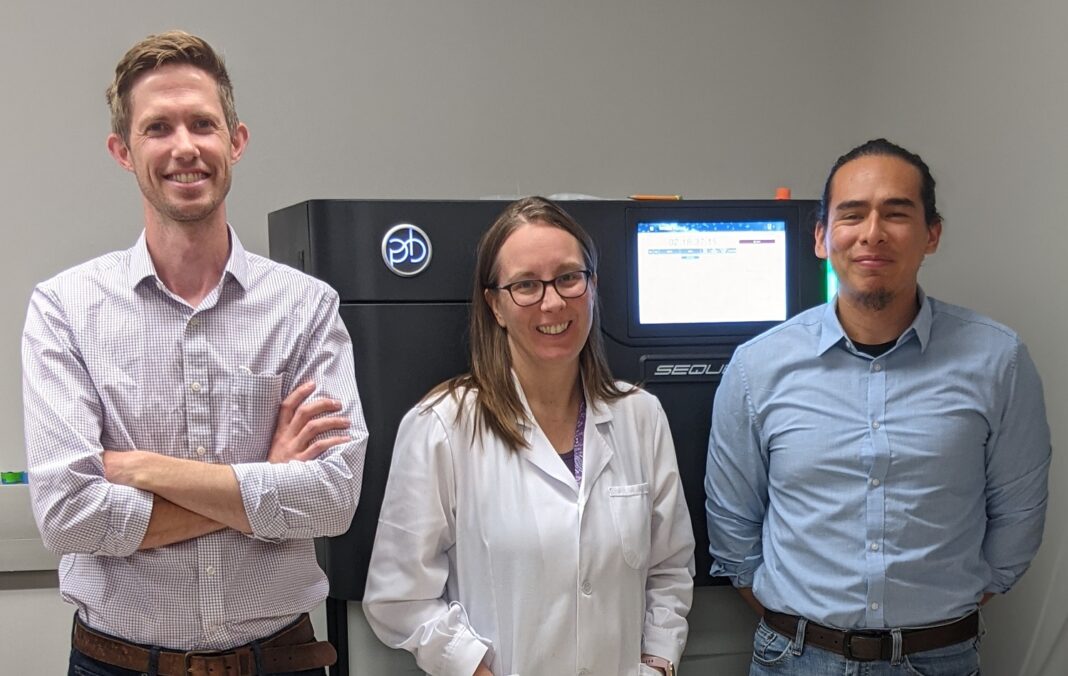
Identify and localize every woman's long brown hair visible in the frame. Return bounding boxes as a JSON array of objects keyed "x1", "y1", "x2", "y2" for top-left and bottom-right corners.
[{"x1": 424, "y1": 196, "x2": 633, "y2": 451}]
